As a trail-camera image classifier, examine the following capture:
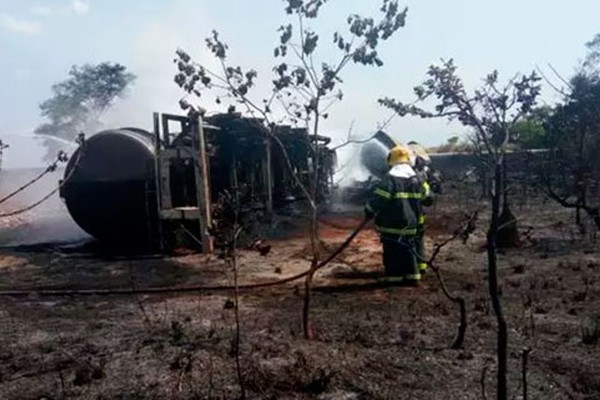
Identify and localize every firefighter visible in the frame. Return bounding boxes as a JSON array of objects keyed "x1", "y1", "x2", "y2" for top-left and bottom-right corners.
[
  {"x1": 408, "y1": 142, "x2": 439, "y2": 274},
  {"x1": 413, "y1": 155, "x2": 431, "y2": 274},
  {"x1": 365, "y1": 145, "x2": 433, "y2": 285}
]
